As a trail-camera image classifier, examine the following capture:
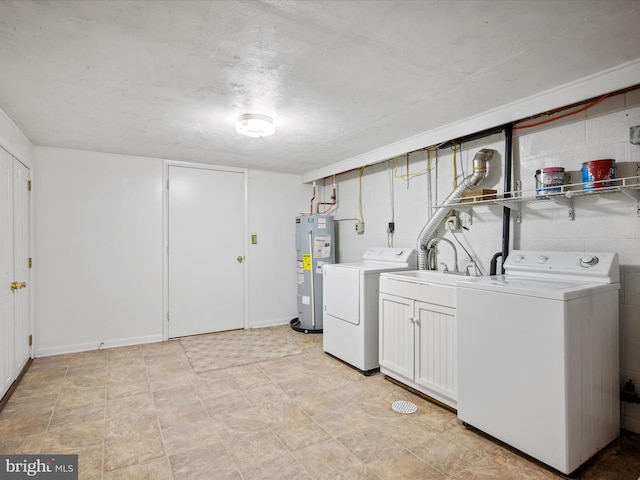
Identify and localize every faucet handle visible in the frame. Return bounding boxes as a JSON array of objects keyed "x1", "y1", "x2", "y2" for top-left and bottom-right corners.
[{"x1": 439, "y1": 262, "x2": 449, "y2": 272}]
